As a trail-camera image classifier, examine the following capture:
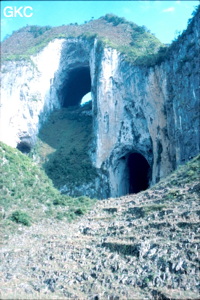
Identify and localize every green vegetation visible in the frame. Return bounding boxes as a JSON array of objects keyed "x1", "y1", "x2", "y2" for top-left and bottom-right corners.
[
  {"x1": 27, "y1": 25, "x2": 52, "y2": 38},
  {"x1": 0, "y1": 141, "x2": 96, "y2": 233},
  {"x1": 1, "y1": 14, "x2": 162, "y2": 65},
  {"x1": 102, "y1": 242, "x2": 139, "y2": 257},
  {"x1": 102, "y1": 14, "x2": 135, "y2": 27},
  {"x1": 139, "y1": 4, "x2": 200, "y2": 67},
  {"x1": 1, "y1": 7, "x2": 199, "y2": 66},
  {"x1": 10, "y1": 210, "x2": 31, "y2": 226},
  {"x1": 127, "y1": 204, "x2": 167, "y2": 219},
  {"x1": 30, "y1": 103, "x2": 97, "y2": 195},
  {"x1": 168, "y1": 155, "x2": 199, "y2": 186},
  {"x1": 143, "y1": 204, "x2": 166, "y2": 214}
]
